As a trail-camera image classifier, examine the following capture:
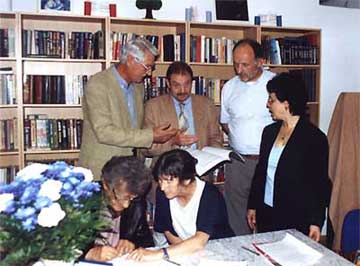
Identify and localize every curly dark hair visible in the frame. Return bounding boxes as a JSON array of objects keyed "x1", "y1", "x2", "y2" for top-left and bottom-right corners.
[
  {"x1": 101, "y1": 156, "x2": 152, "y2": 196},
  {"x1": 266, "y1": 72, "x2": 308, "y2": 116},
  {"x1": 153, "y1": 149, "x2": 197, "y2": 182}
]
